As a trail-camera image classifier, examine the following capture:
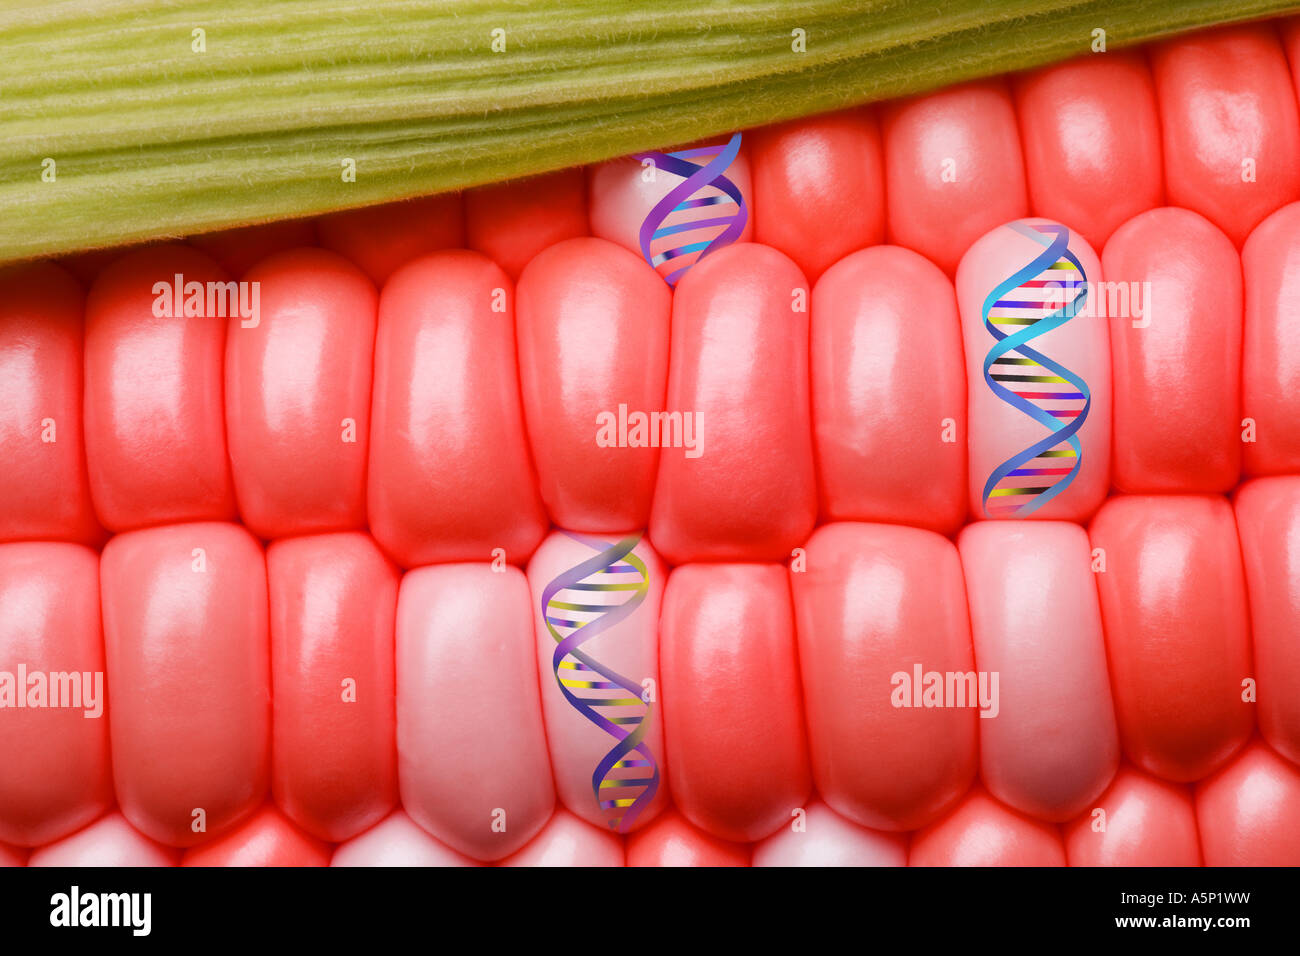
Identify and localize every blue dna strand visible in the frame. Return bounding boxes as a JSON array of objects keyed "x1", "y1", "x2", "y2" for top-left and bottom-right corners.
[
  {"x1": 981, "y1": 222, "x2": 1092, "y2": 518},
  {"x1": 541, "y1": 532, "x2": 658, "y2": 832},
  {"x1": 635, "y1": 133, "x2": 748, "y2": 286}
]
